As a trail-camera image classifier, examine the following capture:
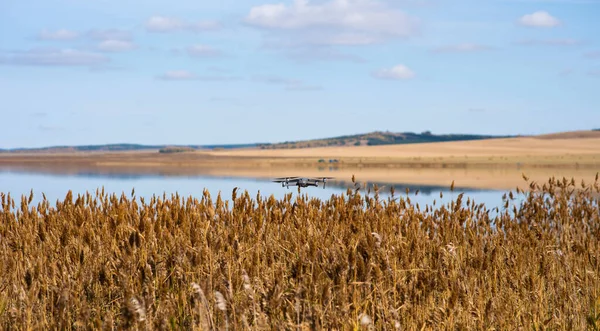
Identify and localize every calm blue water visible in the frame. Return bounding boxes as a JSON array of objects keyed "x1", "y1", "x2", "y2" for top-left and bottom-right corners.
[{"x1": 0, "y1": 168, "x2": 514, "y2": 211}]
